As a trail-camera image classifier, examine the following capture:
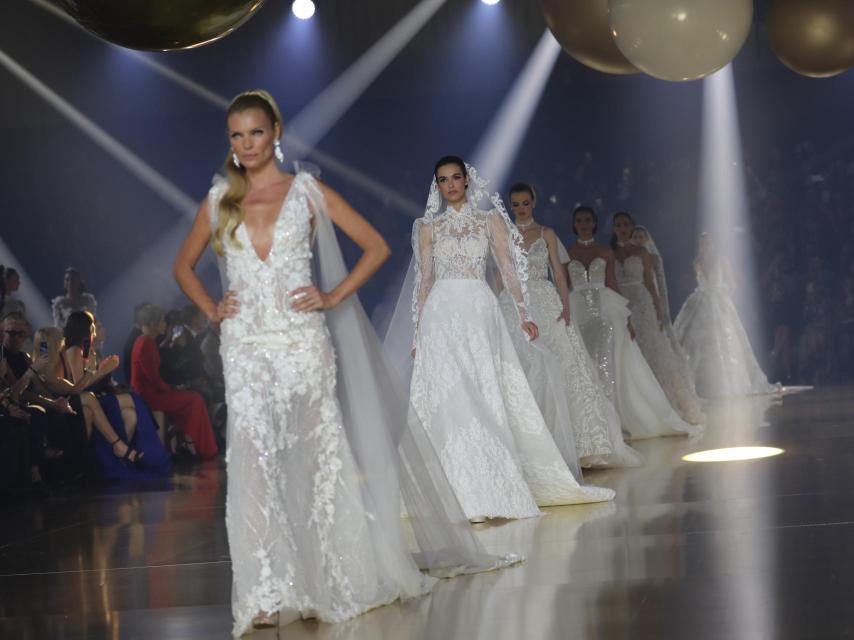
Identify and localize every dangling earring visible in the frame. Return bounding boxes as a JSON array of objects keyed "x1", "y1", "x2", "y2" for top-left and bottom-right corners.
[
  {"x1": 274, "y1": 140, "x2": 284, "y2": 163},
  {"x1": 232, "y1": 153, "x2": 241, "y2": 168}
]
